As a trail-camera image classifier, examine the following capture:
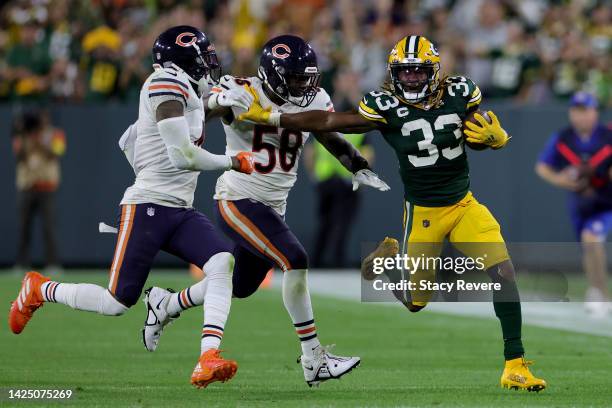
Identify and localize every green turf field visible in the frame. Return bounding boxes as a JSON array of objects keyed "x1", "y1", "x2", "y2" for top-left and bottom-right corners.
[{"x1": 1, "y1": 272, "x2": 611, "y2": 407}]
